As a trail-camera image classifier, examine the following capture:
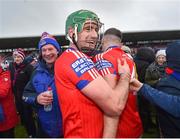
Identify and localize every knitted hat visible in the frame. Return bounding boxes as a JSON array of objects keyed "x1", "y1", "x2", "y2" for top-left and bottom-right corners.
[
  {"x1": 13, "y1": 48, "x2": 25, "y2": 60},
  {"x1": 38, "y1": 32, "x2": 61, "y2": 53},
  {"x1": 166, "y1": 41, "x2": 180, "y2": 72},
  {"x1": 156, "y1": 49, "x2": 166, "y2": 58}
]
